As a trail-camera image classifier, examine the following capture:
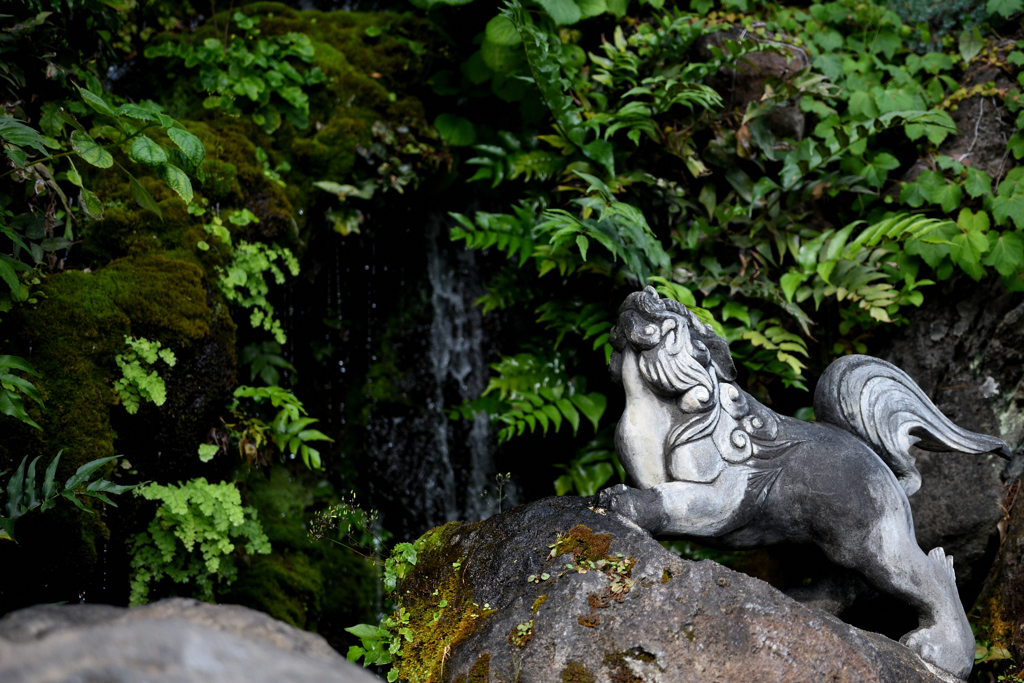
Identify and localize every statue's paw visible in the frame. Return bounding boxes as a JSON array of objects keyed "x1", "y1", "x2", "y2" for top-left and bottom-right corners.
[
  {"x1": 597, "y1": 483, "x2": 631, "y2": 511},
  {"x1": 901, "y1": 626, "x2": 972, "y2": 680},
  {"x1": 597, "y1": 484, "x2": 666, "y2": 534}
]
